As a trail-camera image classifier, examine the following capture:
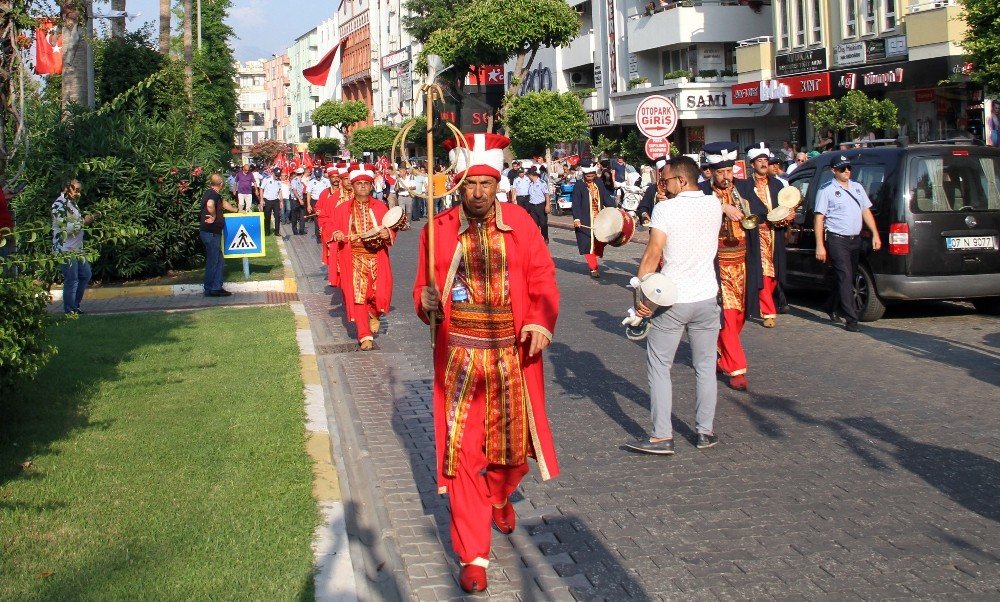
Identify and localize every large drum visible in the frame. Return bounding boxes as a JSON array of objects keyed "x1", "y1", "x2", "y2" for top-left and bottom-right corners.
[
  {"x1": 777, "y1": 186, "x2": 802, "y2": 209},
  {"x1": 593, "y1": 207, "x2": 636, "y2": 247},
  {"x1": 381, "y1": 205, "x2": 409, "y2": 231}
]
